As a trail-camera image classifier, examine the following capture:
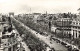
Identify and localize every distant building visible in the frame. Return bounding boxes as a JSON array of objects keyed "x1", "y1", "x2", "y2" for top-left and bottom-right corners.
[
  {"x1": 9, "y1": 12, "x2": 14, "y2": 17},
  {"x1": 32, "y1": 13, "x2": 41, "y2": 23}
]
